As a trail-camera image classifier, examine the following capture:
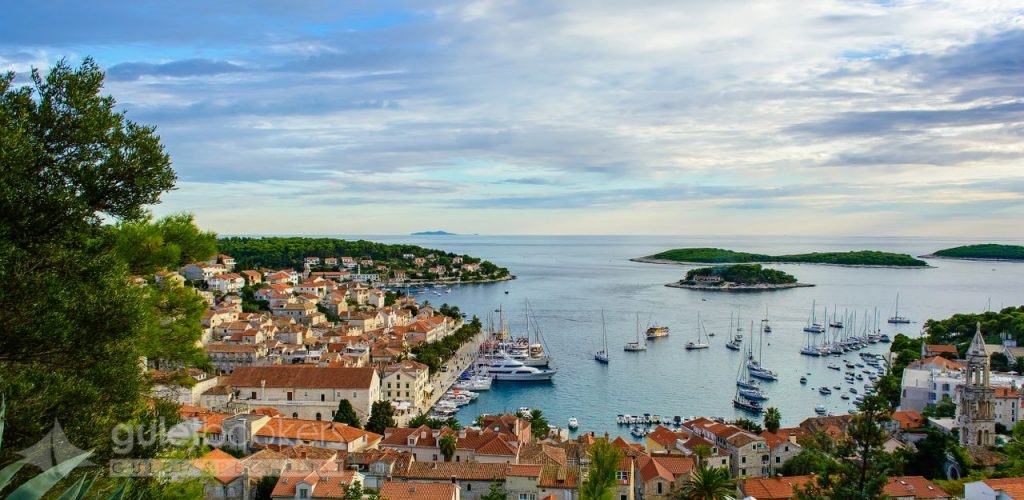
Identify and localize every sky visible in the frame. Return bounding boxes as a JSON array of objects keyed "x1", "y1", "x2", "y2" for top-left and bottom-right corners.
[{"x1": 2, "y1": 1, "x2": 1024, "y2": 236}]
